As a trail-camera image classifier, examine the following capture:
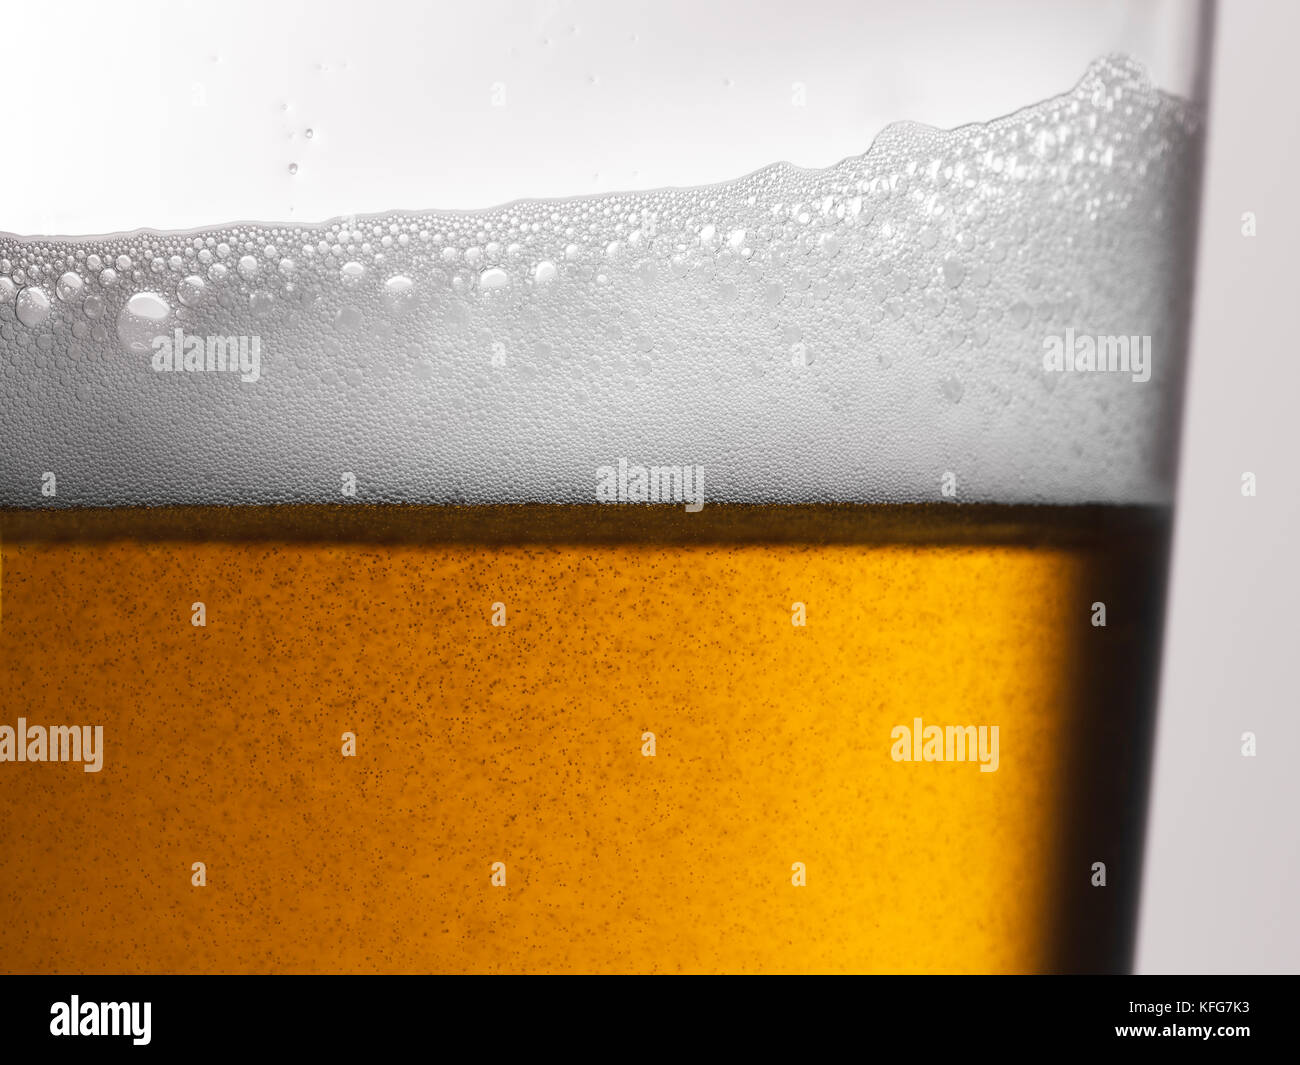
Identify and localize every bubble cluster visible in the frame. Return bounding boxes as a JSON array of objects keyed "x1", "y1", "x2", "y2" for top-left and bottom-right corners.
[{"x1": 0, "y1": 57, "x2": 1202, "y2": 508}]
